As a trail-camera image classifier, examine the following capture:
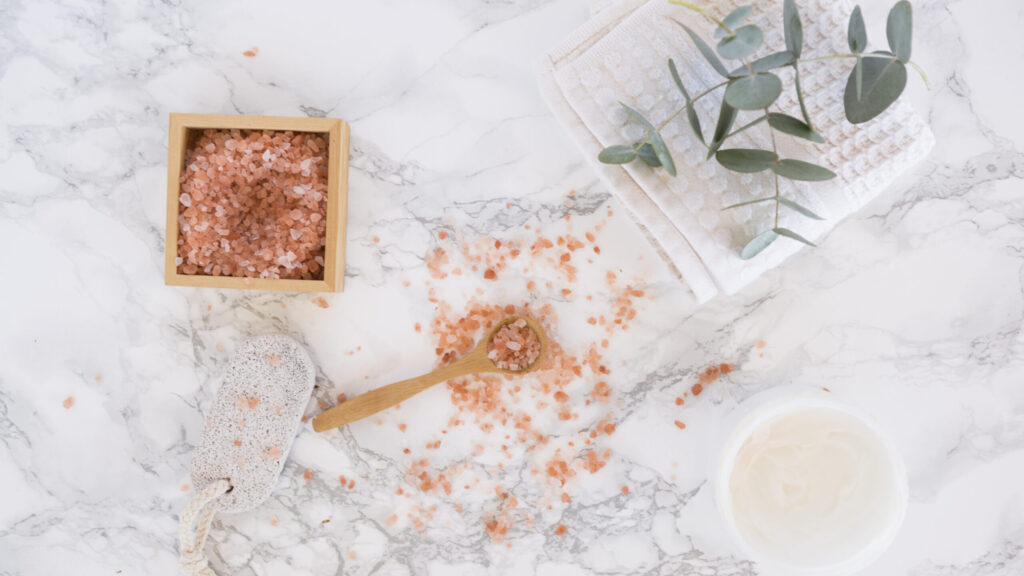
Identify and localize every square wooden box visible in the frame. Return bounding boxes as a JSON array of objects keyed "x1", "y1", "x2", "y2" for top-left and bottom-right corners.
[{"x1": 165, "y1": 113, "x2": 349, "y2": 292}]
